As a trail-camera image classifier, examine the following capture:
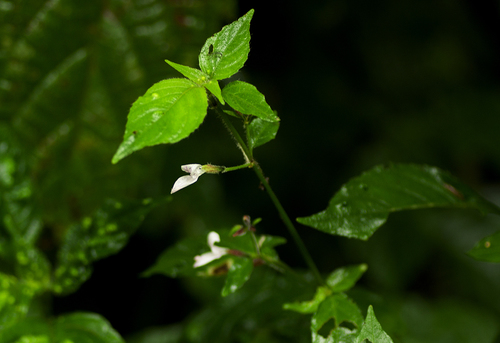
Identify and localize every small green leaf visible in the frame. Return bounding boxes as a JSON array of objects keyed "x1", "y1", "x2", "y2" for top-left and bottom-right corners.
[
  {"x1": 312, "y1": 327, "x2": 358, "y2": 343},
  {"x1": 221, "y1": 256, "x2": 253, "y2": 296},
  {"x1": 222, "y1": 81, "x2": 279, "y2": 122},
  {"x1": 0, "y1": 273, "x2": 37, "y2": 331},
  {"x1": 247, "y1": 117, "x2": 280, "y2": 151},
  {"x1": 142, "y1": 235, "x2": 213, "y2": 278},
  {"x1": 467, "y1": 230, "x2": 500, "y2": 262},
  {"x1": 53, "y1": 198, "x2": 156, "y2": 295},
  {"x1": 199, "y1": 9, "x2": 254, "y2": 80},
  {"x1": 54, "y1": 312, "x2": 124, "y2": 343},
  {"x1": 327, "y1": 264, "x2": 368, "y2": 293},
  {"x1": 112, "y1": 78, "x2": 207, "y2": 163},
  {"x1": 298, "y1": 164, "x2": 500, "y2": 240},
  {"x1": 165, "y1": 60, "x2": 225, "y2": 104},
  {"x1": 283, "y1": 286, "x2": 331, "y2": 314},
  {"x1": 355, "y1": 306, "x2": 393, "y2": 343},
  {"x1": 311, "y1": 293, "x2": 364, "y2": 335}
]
